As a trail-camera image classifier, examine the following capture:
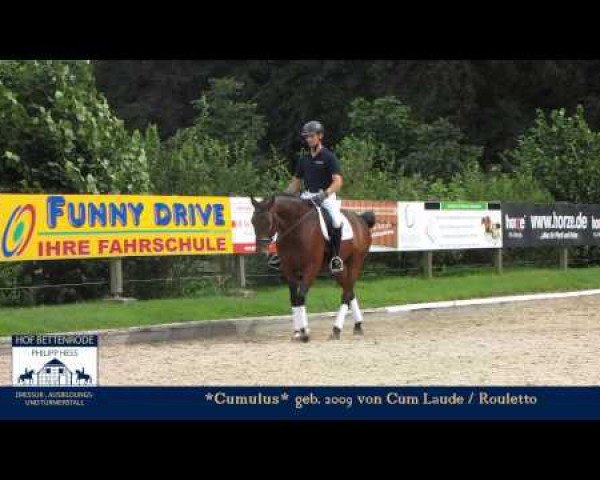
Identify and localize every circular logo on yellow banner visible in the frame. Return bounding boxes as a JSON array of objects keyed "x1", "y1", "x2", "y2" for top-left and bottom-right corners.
[{"x1": 2, "y1": 204, "x2": 36, "y2": 258}]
